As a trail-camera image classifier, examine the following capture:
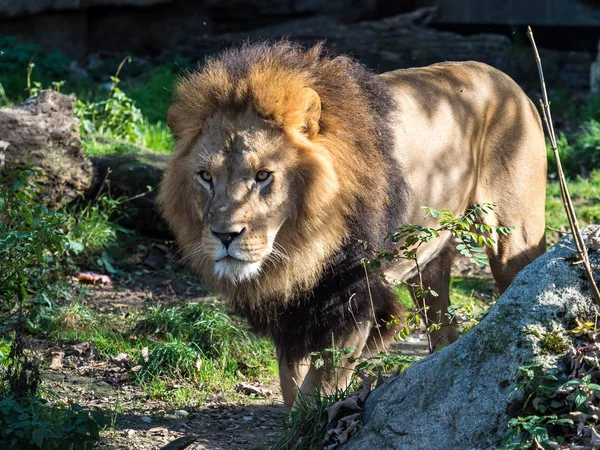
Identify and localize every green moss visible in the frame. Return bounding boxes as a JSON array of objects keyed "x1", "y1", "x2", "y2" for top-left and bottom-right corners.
[{"x1": 540, "y1": 332, "x2": 570, "y2": 355}]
